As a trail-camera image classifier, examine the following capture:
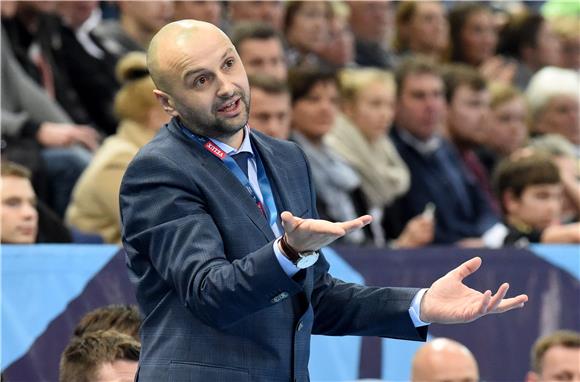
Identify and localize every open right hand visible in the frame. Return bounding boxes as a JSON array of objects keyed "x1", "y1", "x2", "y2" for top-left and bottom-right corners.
[{"x1": 280, "y1": 211, "x2": 372, "y2": 252}]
